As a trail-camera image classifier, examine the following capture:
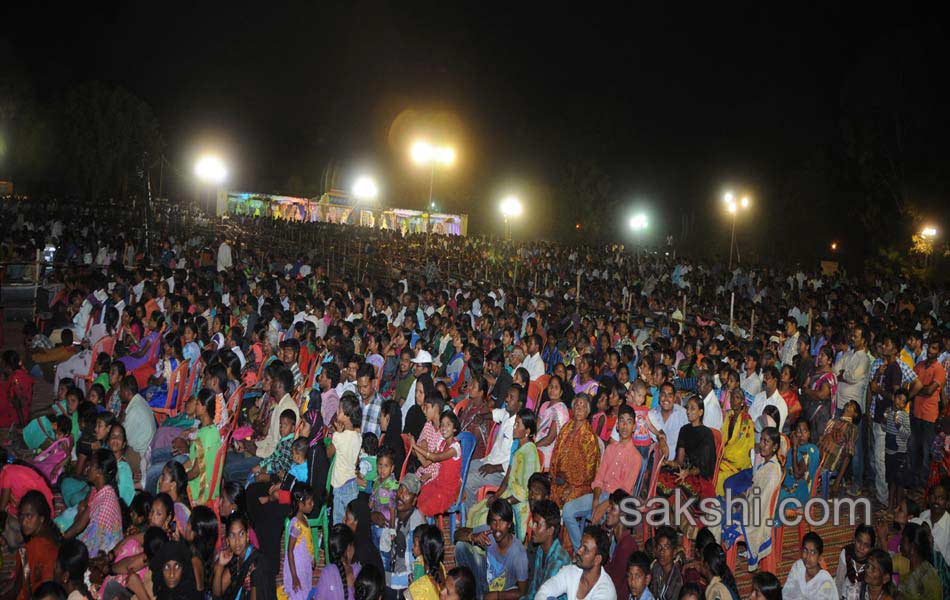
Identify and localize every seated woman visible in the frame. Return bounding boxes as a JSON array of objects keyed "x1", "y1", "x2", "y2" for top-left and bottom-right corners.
[
  {"x1": 535, "y1": 375, "x2": 570, "y2": 470},
  {"x1": 715, "y1": 388, "x2": 755, "y2": 496},
  {"x1": 144, "y1": 336, "x2": 185, "y2": 409},
  {"x1": 313, "y1": 524, "x2": 360, "y2": 600},
  {"x1": 157, "y1": 462, "x2": 192, "y2": 538},
  {"x1": 591, "y1": 379, "x2": 623, "y2": 442},
  {"x1": 414, "y1": 410, "x2": 463, "y2": 518},
  {"x1": 656, "y1": 395, "x2": 717, "y2": 507},
  {"x1": 64, "y1": 449, "x2": 124, "y2": 557},
  {"x1": 833, "y1": 524, "x2": 877, "y2": 599},
  {"x1": 183, "y1": 389, "x2": 222, "y2": 506},
  {"x1": 548, "y1": 393, "x2": 600, "y2": 508},
  {"x1": 782, "y1": 531, "x2": 837, "y2": 600},
  {"x1": 465, "y1": 409, "x2": 540, "y2": 540},
  {"x1": 6, "y1": 491, "x2": 59, "y2": 600},
  {"x1": 406, "y1": 524, "x2": 446, "y2": 600},
  {"x1": 28, "y1": 414, "x2": 74, "y2": 486},
  {"x1": 120, "y1": 311, "x2": 165, "y2": 389},
  {"x1": 212, "y1": 514, "x2": 274, "y2": 600},
  {"x1": 723, "y1": 404, "x2": 785, "y2": 498},
  {"x1": 896, "y1": 522, "x2": 942, "y2": 600},
  {"x1": 711, "y1": 426, "x2": 783, "y2": 572},
  {"x1": 778, "y1": 365, "x2": 803, "y2": 432},
  {"x1": 776, "y1": 419, "x2": 820, "y2": 518}
]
